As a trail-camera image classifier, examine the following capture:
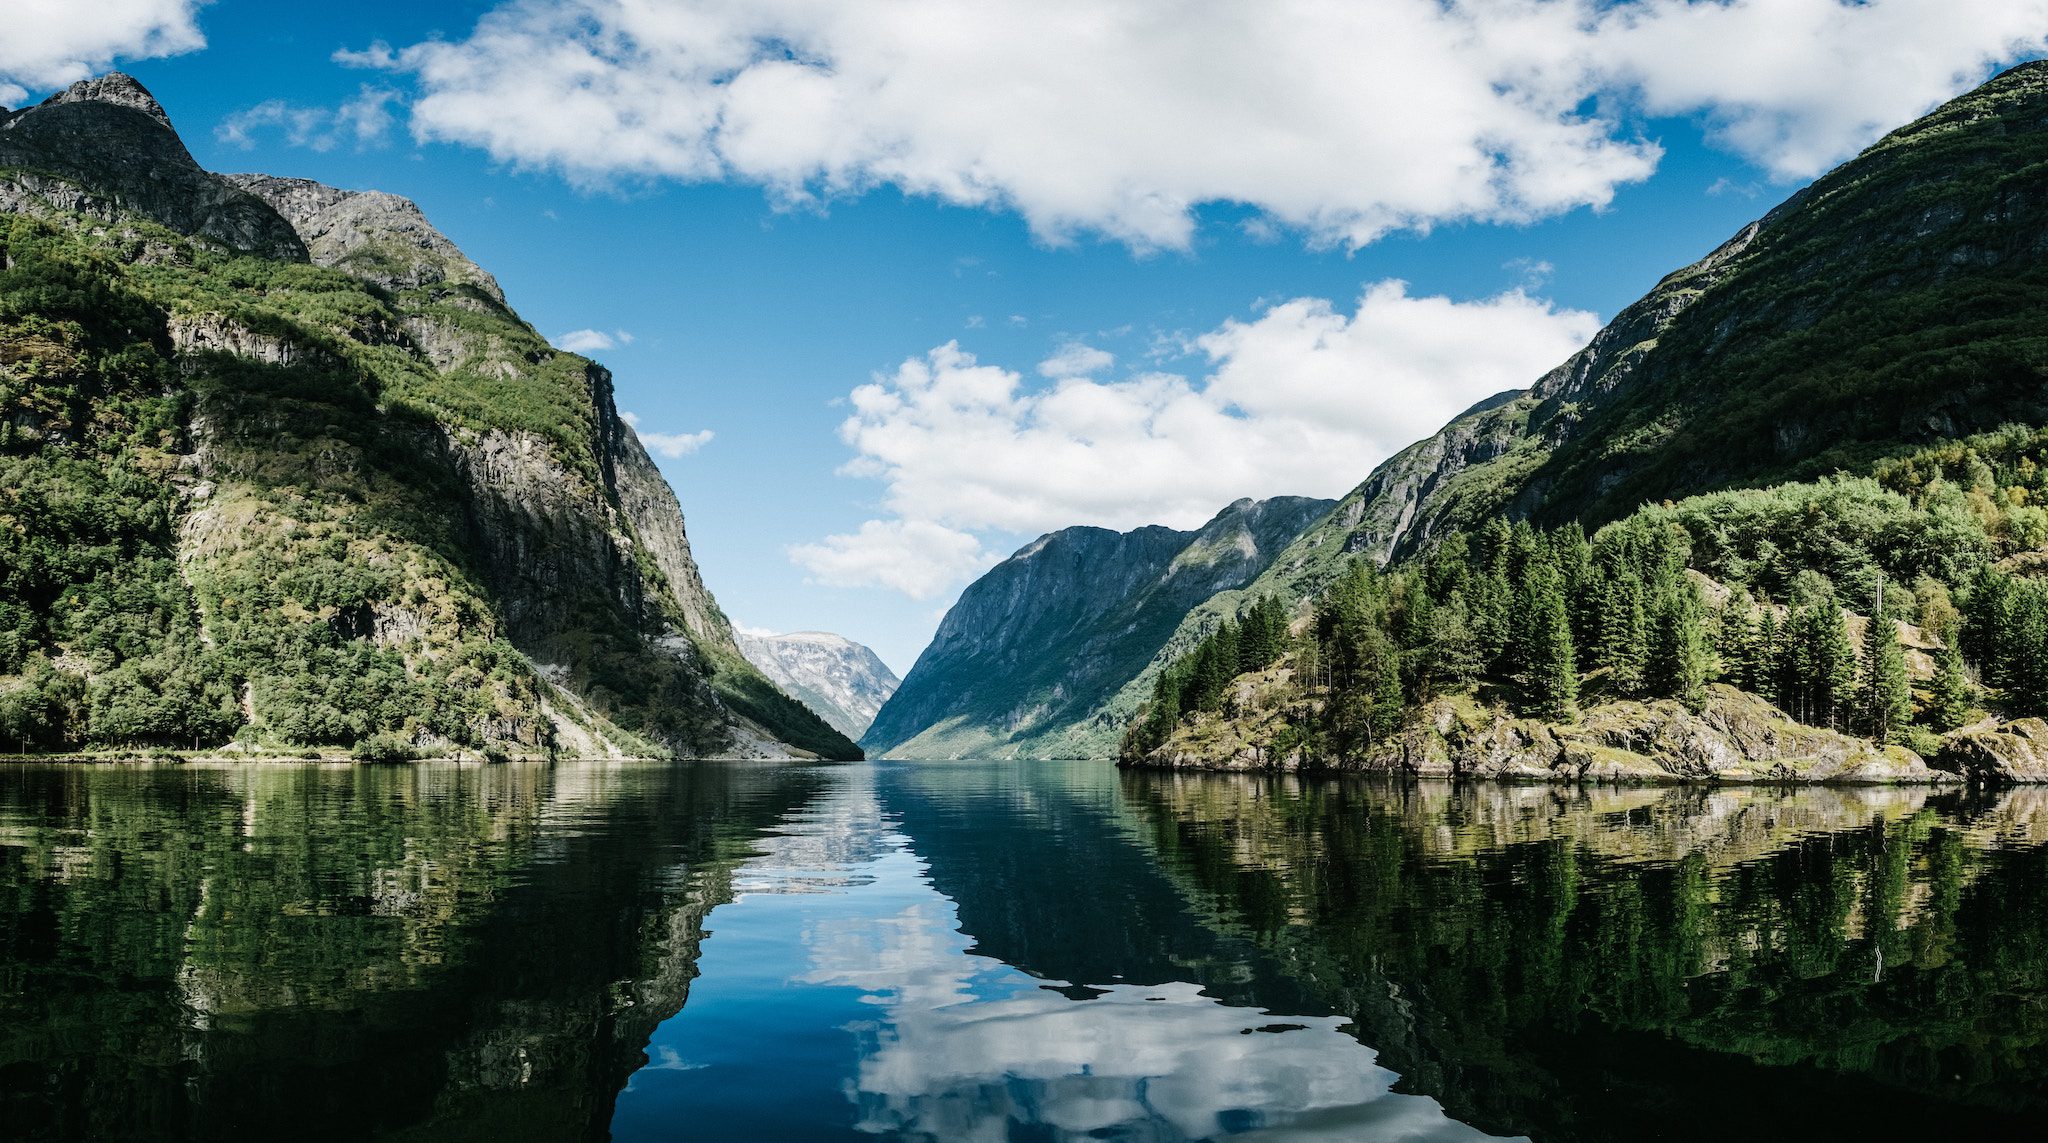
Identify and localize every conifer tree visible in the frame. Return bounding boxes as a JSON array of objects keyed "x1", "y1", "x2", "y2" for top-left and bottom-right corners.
[
  {"x1": 1594, "y1": 566, "x2": 1649, "y2": 697},
  {"x1": 1754, "y1": 606, "x2": 1783, "y2": 706},
  {"x1": 1927, "y1": 640, "x2": 1974, "y2": 733},
  {"x1": 1370, "y1": 638, "x2": 1406, "y2": 743},
  {"x1": 1718, "y1": 594, "x2": 1763, "y2": 692},
  {"x1": 1651, "y1": 580, "x2": 1712, "y2": 711},
  {"x1": 1783, "y1": 600, "x2": 1857, "y2": 729},
  {"x1": 1518, "y1": 554, "x2": 1579, "y2": 721},
  {"x1": 1856, "y1": 611, "x2": 1911, "y2": 742},
  {"x1": 1428, "y1": 593, "x2": 1485, "y2": 689}
]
